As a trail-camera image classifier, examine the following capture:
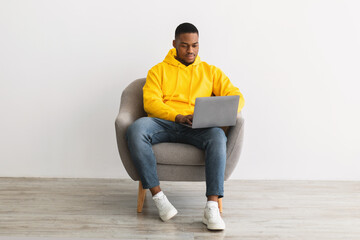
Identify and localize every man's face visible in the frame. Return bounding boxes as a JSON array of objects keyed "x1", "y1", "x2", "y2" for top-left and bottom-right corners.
[{"x1": 173, "y1": 33, "x2": 199, "y2": 66}]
